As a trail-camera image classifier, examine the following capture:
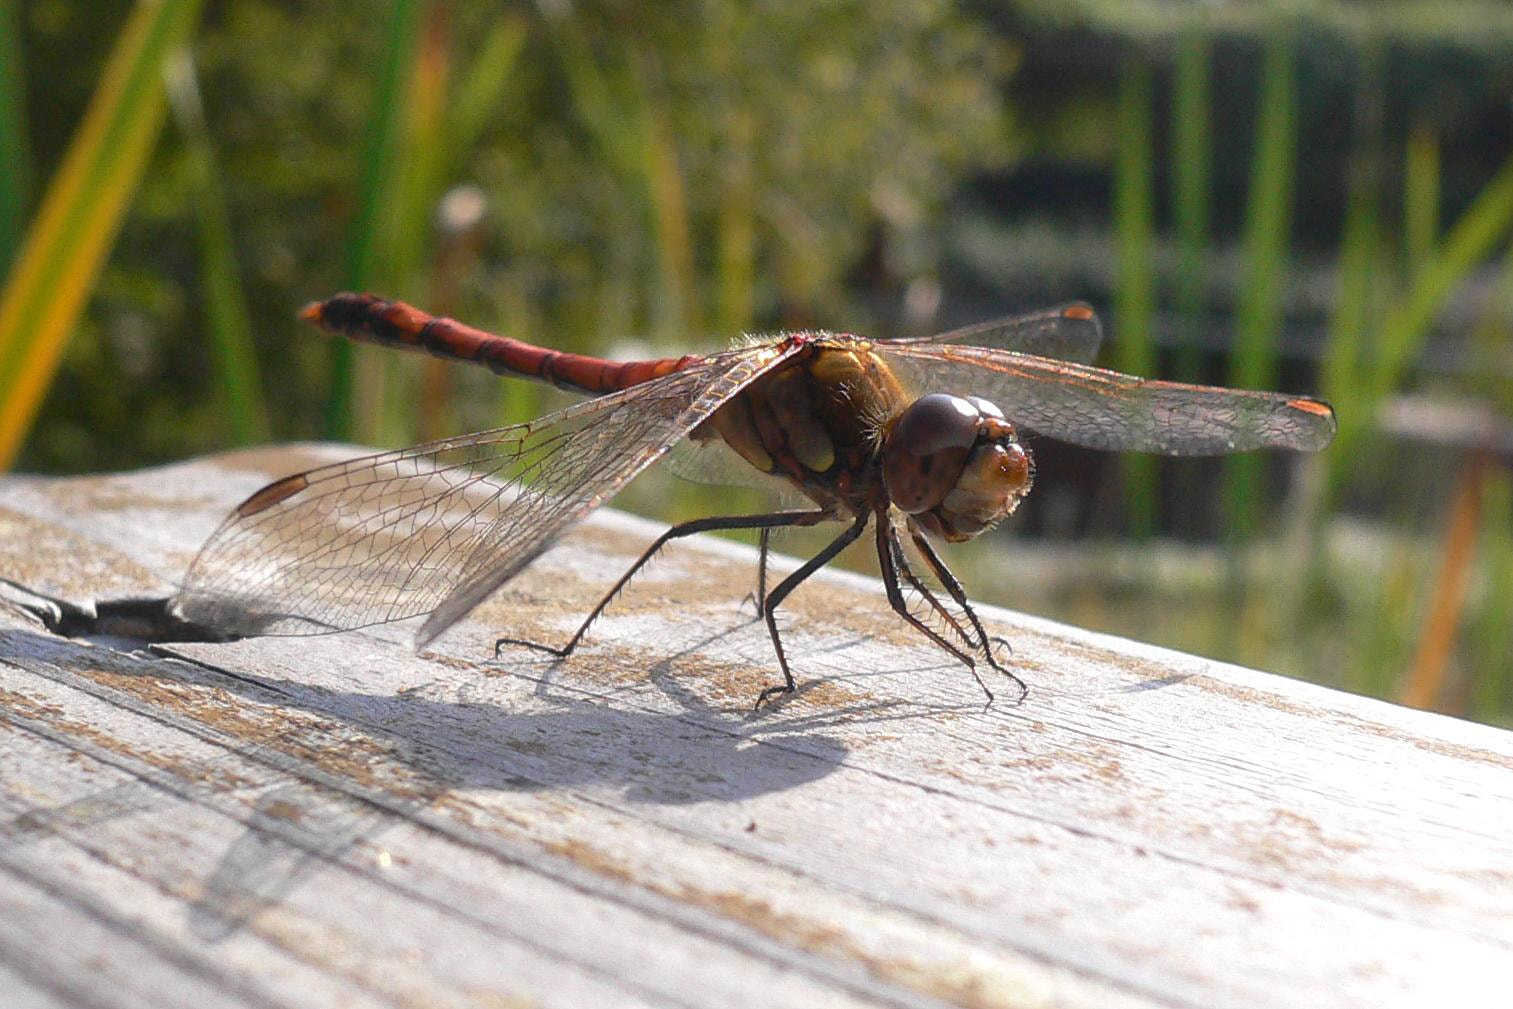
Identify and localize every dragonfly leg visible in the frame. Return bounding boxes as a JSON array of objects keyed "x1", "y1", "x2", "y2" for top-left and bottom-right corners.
[
  {"x1": 886, "y1": 527, "x2": 979, "y2": 654},
  {"x1": 495, "y1": 509, "x2": 830, "y2": 661},
  {"x1": 908, "y1": 527, "x2": 1027, "y2": 702},
  {"x1": 755, "y1": 528, "x2": 771, "y2": 617},
  {"x1": 740, "y1": 527, "x2": 773, "y2": 617},
  {"x1": 877, "y1": 517, "x2": 993, "y2": 703},
  {"x1": 756, "y1": 513, "x2": 870, "y2": 709},
  {"x1": 893, "y1": 531, "x2": 1014, "y2": 663}
]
